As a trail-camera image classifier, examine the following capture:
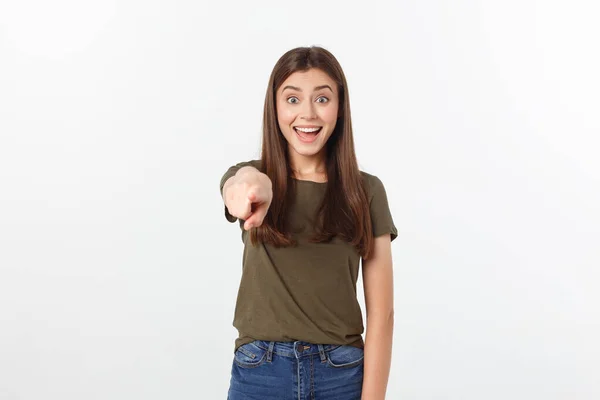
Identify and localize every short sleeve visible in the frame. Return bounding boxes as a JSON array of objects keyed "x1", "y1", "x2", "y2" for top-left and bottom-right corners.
[
  {"x1": 219, "y1": 160, "x2": 261, "y2": 223},
  {"x1": 368, "y1": 174, "x2": 398, "y2": 242}
]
